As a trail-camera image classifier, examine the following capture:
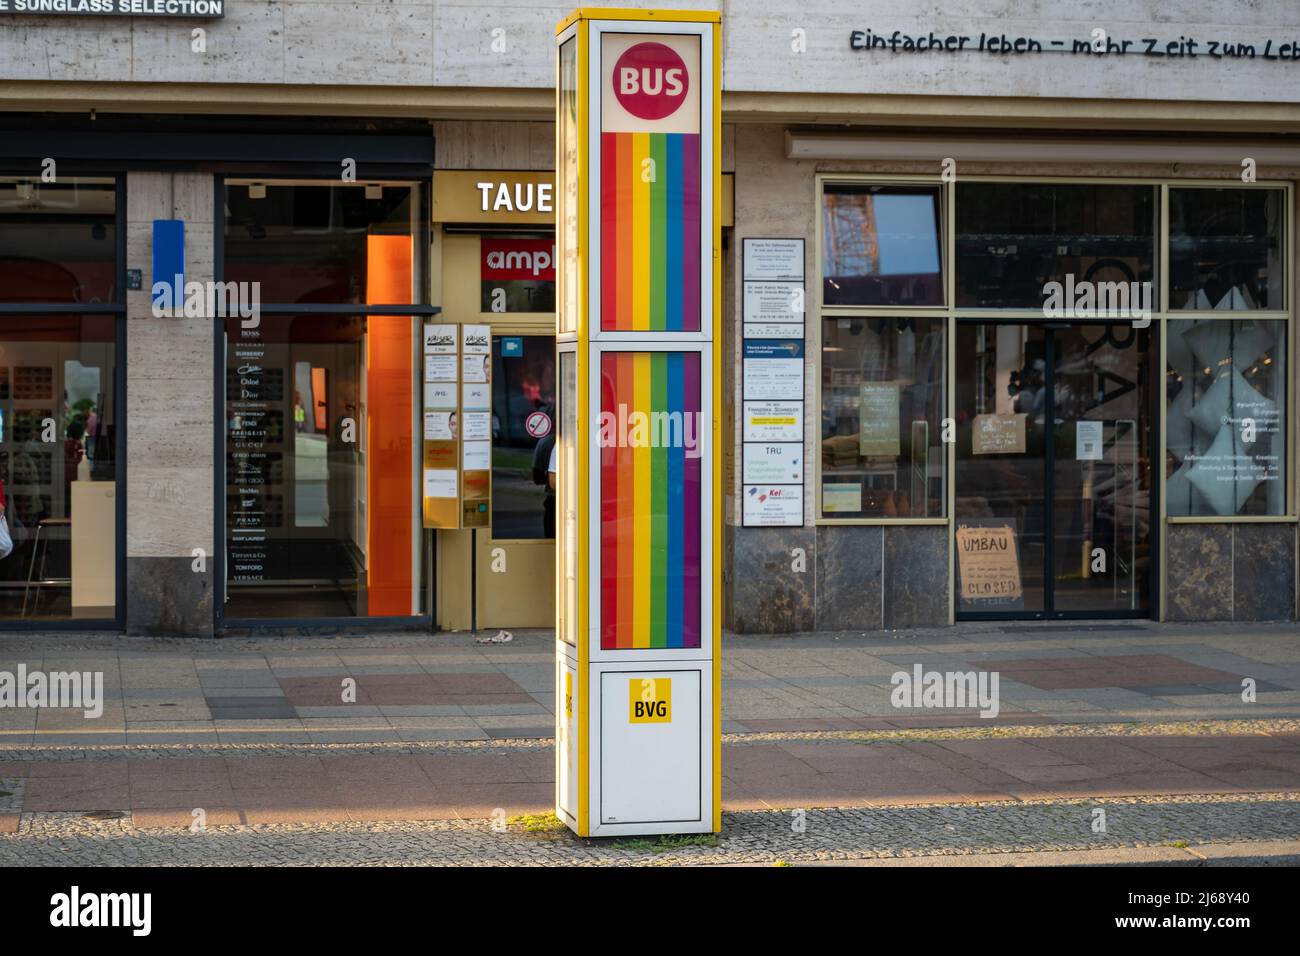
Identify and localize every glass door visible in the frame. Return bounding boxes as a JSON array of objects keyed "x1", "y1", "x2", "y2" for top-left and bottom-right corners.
[
  {"x1": 1050, "y1": 324, "x2": 1152, "y2": 614},
  {"x1": 955, "y1": 322, "x2": 1152, "y2": 619}
]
